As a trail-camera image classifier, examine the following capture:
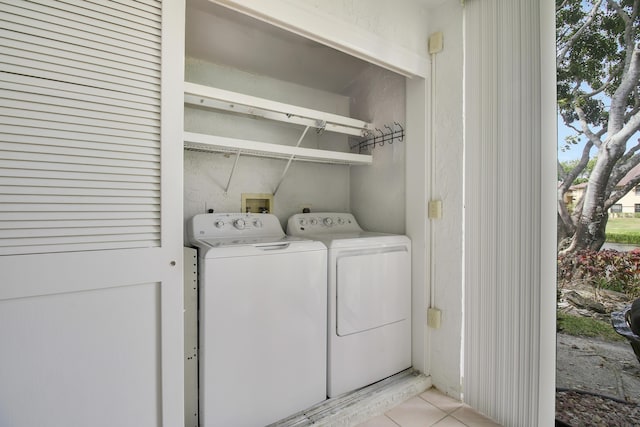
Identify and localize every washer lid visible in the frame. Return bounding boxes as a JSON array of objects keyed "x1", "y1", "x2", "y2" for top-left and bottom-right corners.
[
  {"x1": 196, "y1": 236, "x2": 326, "y2": 258},
  {"x1": 198, "y1": 235, "x2": 305, "y2": 248}
]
